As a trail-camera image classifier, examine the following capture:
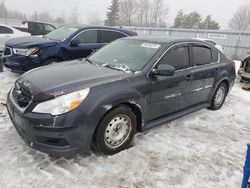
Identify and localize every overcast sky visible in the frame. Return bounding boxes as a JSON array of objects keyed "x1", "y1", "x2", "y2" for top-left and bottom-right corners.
[{"x1": 3, "y1": 0, "x2": 250, "y2": 29}]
